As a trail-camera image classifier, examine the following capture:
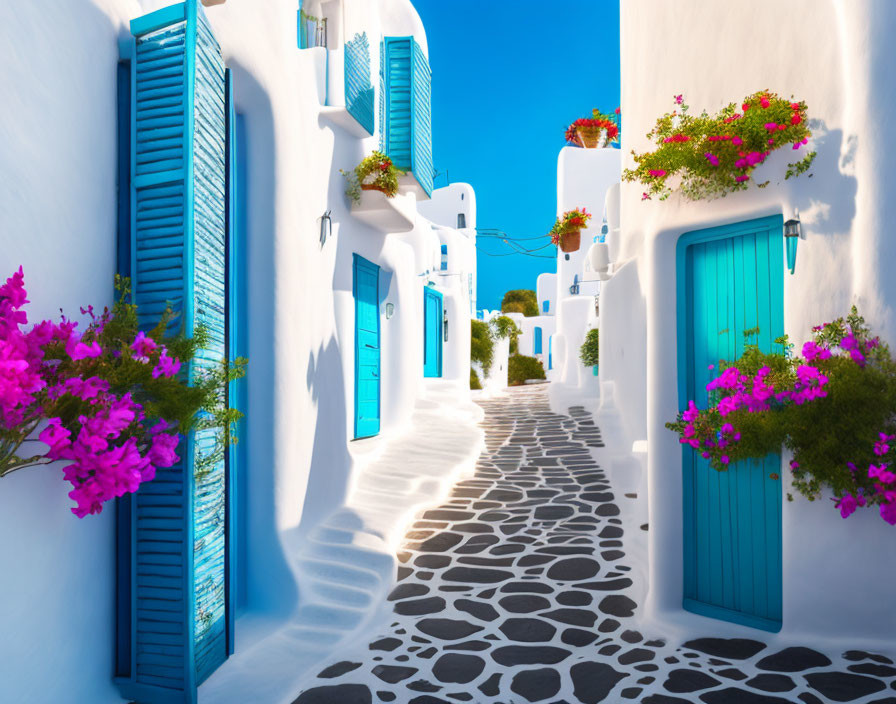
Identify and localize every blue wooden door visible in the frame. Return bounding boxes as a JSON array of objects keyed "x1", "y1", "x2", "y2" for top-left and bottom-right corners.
[
  {"x1": 677, "y1": 215, "x2": 784, "y2": 632},
  {"x1": 423, "y1": 287, "x2": 443, "y2": 378},
  {"x1": 533, "y1": 327, "x2": 543, "y2": 355},
  {"x1": 354, "y1": 256, "x2": 381, "y2": 438}
]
